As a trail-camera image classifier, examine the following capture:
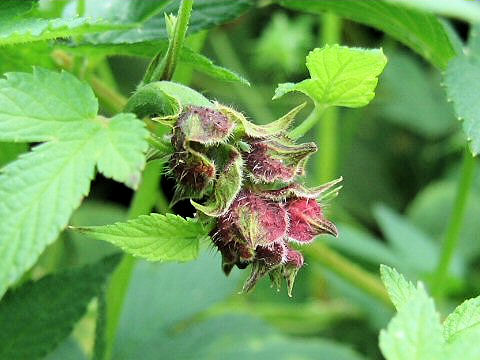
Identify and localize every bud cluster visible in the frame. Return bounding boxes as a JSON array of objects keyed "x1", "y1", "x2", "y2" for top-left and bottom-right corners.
[{"x1": 168, "y1": 103, "x2": 341, "y2": 295}]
